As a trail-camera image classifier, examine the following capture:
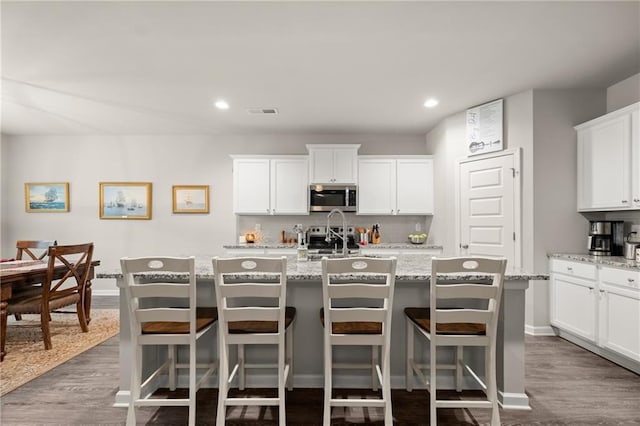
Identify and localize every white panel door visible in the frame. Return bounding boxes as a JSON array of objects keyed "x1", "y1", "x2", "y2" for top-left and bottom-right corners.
[
  {"x1": 233, "y1": 158, "x2": 270, "y2": 214},
  {"x1": 396, "y1": 158, "x2": 434, "y2": 215},
  {"x1": 357, "y1": 159, "x2": 396, "y2": 214},
  {"x1": 271, "y1": 158, "x2": 309, "y2": 215},
  {"x1": 459, "y1": 153, "x2": 515, "y2": 267}
]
